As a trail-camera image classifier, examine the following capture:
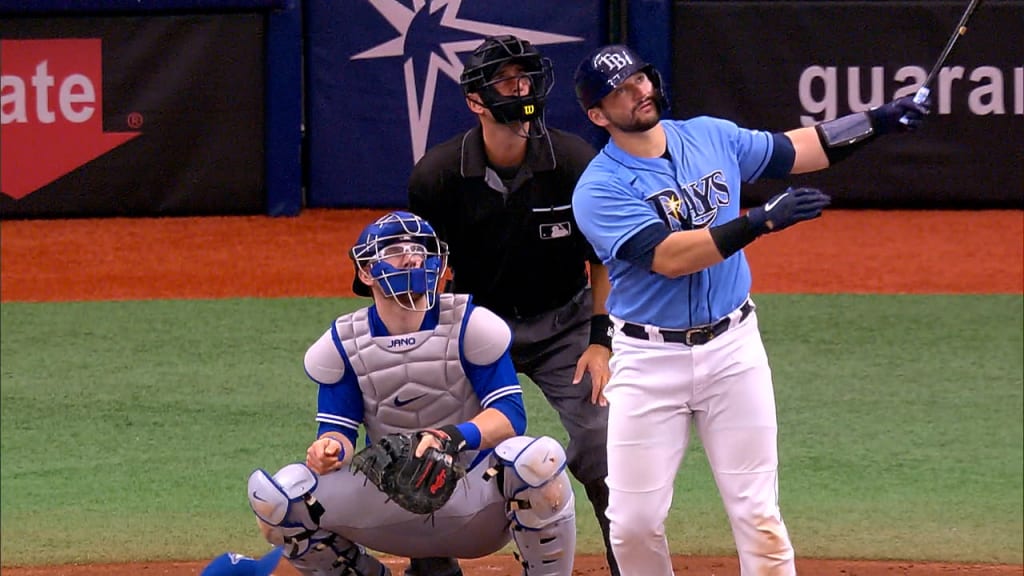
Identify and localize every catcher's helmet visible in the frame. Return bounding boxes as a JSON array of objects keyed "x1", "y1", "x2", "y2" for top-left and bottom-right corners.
[
  {"x1": 460, "y1": 35, "x2": 553, "y2": 132},
  {"x1": 573, "y1": 44, "x2": 669, "y2": 112},
  {"x1": 350, "y1": 211, "x2": 448, "y2": 311}
]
